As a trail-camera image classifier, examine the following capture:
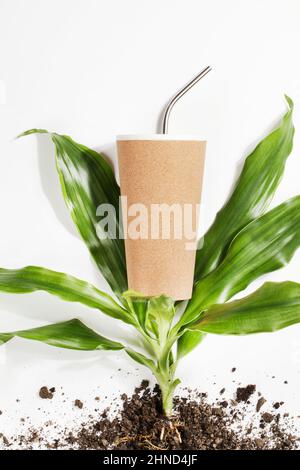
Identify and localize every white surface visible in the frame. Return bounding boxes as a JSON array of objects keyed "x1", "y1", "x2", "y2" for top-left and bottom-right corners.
[
  {"x1": 1, "y1": 0, "x2": 300, "y2": 445},
  {"x1": 116, "y1": 135, "x2": 205, "y2": 140}
]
